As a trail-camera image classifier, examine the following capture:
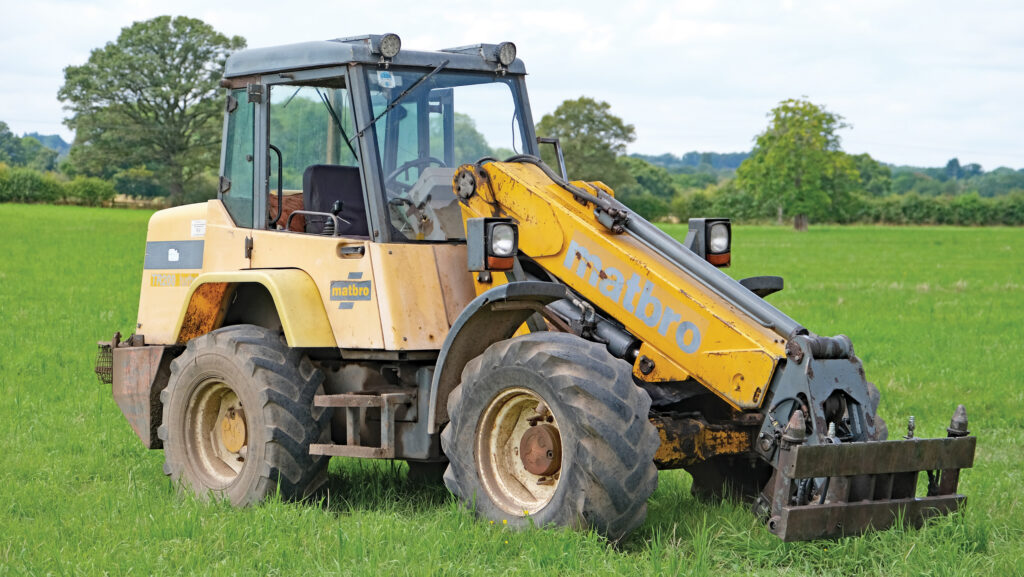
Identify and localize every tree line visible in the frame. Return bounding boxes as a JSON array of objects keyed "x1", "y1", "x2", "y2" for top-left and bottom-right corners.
[
  {"x1": 1, "y1": 15, "x2": 1021, "y2": 227},
  {"x1": 538, "y1": 97, "x2": 1024, "y2": 228}
]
